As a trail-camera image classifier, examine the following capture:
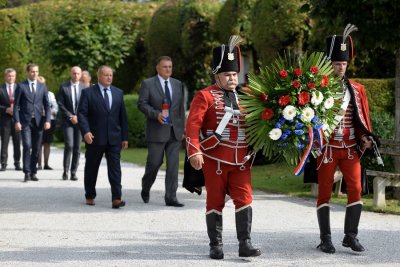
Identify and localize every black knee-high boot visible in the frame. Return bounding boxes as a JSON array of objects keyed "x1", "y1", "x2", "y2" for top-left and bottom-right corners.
[
  {"x1": 235, "y1": 206, "x2": 261, "y2": 257},
  {"x1": 317, "y1": 205, "x2": 336, "y2": 253},
  {"x1": 206, "y1": 212, "x2": 224, "y2": 259},
  {"x1": 342, "y1": 203, "x2": 365, "y2": 252}
]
